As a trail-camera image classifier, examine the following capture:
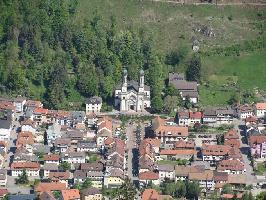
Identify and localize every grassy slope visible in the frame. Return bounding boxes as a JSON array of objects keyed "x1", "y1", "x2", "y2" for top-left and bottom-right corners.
[{"x1": 76, "y1": 0, "x2": 266, "y2": 106}]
